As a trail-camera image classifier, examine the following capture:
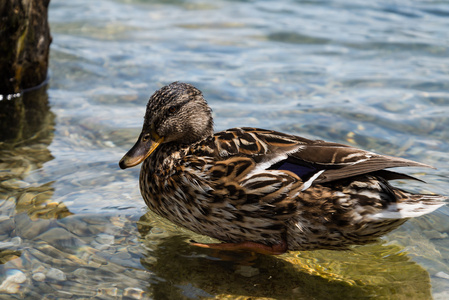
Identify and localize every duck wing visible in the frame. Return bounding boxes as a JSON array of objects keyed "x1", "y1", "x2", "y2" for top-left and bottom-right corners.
[{"x1": 213, "y1": 127, "x2": 431, "y2": 184}]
